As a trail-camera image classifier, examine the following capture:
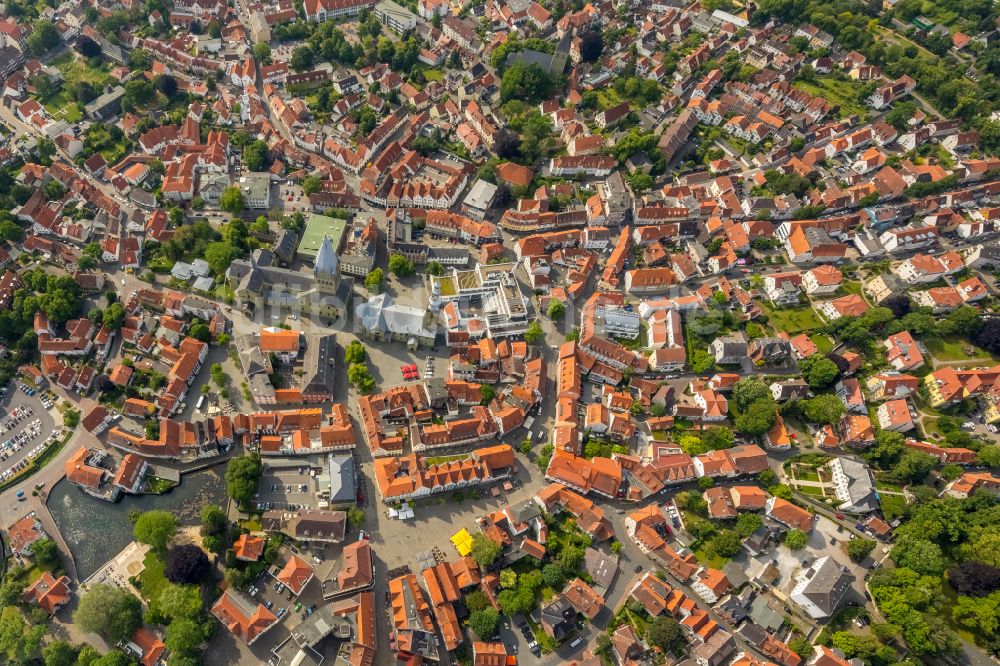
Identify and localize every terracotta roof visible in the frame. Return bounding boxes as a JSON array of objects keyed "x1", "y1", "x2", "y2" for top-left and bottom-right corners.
[
  {"x1": 276, "y1": 555, "x2": 313, "y2": 594},
  {"x1": 233, "y1": 534, "x2": 265, "y2": 561},
  {"x1": 210, "y1": 590, "x2": 276, "y2": 644},
  {"x1": 767, "y1": 497, "x2": 813, "y2": 532}
]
